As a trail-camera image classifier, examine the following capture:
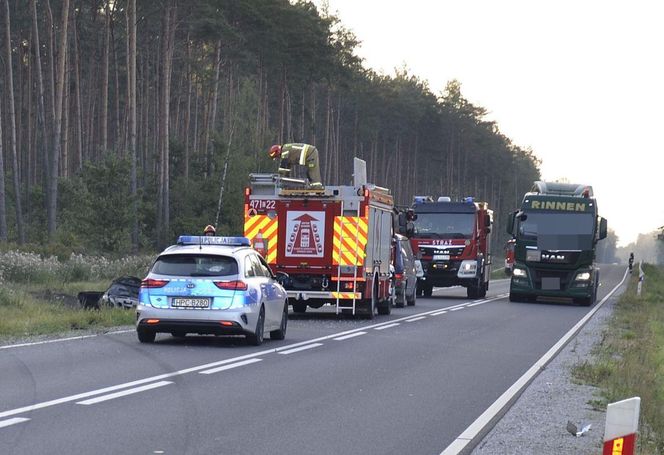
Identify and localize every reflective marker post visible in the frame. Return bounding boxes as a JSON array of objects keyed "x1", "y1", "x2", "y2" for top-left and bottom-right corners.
[
  {"x1": 637, "y1": 262, "x2": 645, "y2": 297},
  {"x1": 603, "y1": 397, "x2": 640, "y2": 455}
]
